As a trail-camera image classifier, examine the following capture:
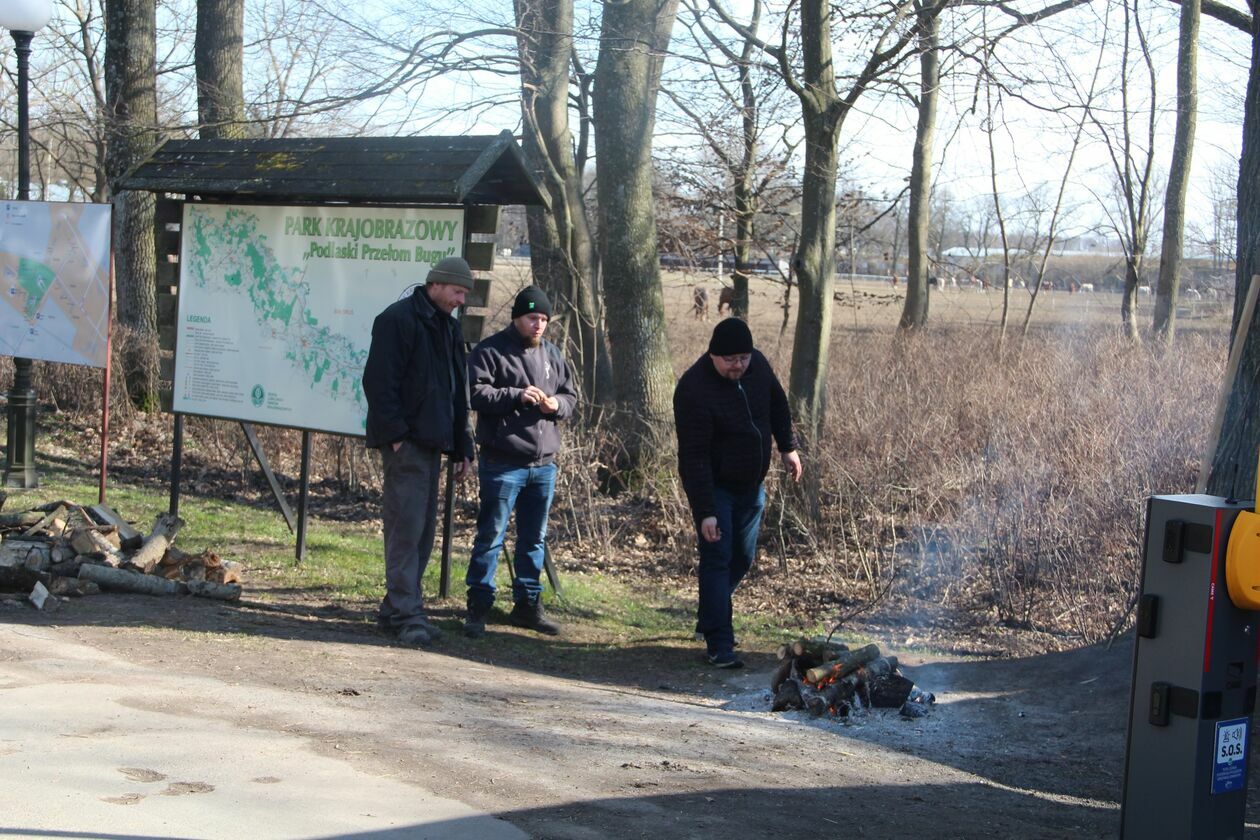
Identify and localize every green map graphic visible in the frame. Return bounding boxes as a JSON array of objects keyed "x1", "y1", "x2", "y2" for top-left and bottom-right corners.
[
  {"x1": 16, "y1": 257, "x2": 55, "y2": 319},
  {"x1": 183, "y1": 207, "x2": 369, "y2": 426}
]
